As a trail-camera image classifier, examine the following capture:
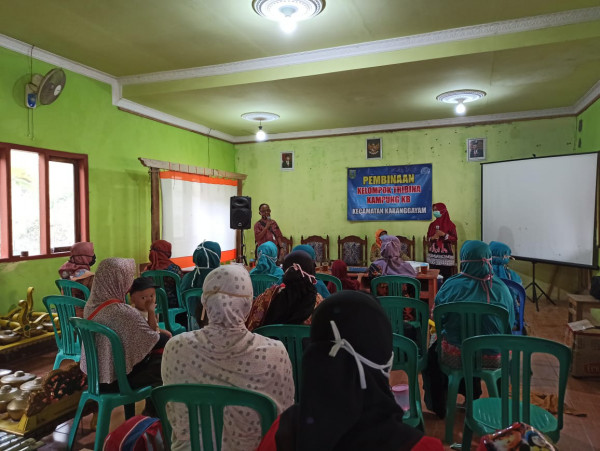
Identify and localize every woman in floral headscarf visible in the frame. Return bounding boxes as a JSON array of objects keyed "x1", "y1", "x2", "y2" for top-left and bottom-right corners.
[
  {"x1": 162, "y1": 264, "x2": 294, "y2": 451},
  {"x1": 180, "y1": 241, "x2": 221, "y2": 291},
  {"x1": 426, "y1": 202, "x2": 457, "y2": 281}
]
